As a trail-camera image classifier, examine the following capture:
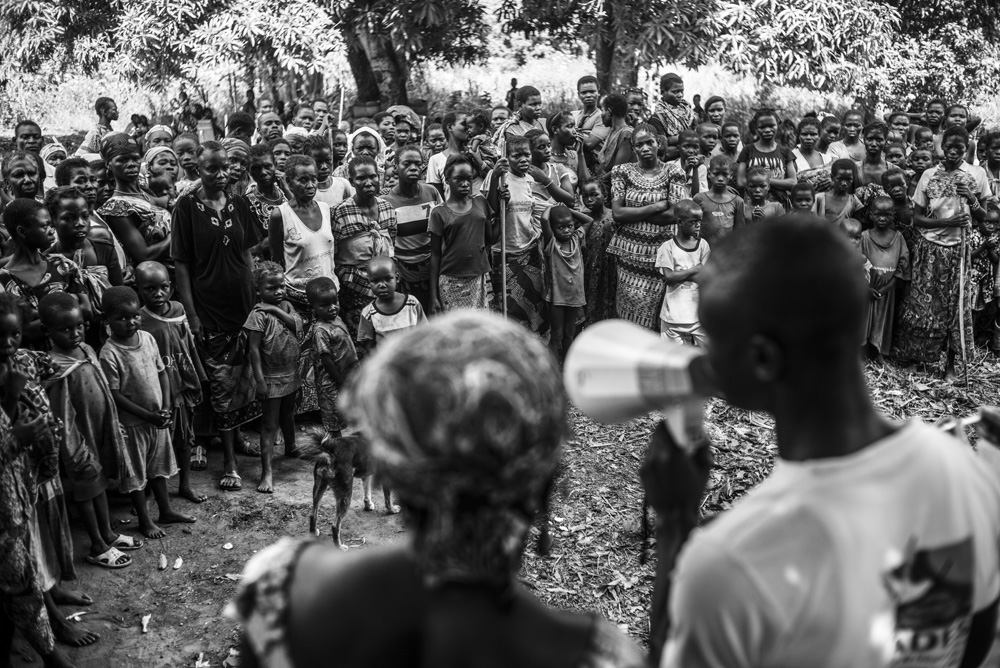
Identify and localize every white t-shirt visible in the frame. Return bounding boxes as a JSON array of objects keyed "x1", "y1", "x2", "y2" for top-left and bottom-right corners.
[
  {"x1": 357, "y1": 294, "x2": 427, "y2": 344},
  {"x1": 662, "y1": 420, "x2": 1000, "y2": 668},
  {"x1": 487, "y1": 170, "x2": 548, "y2": 254},
  {"x1": 655, "y1": 238, "x2": 709, "y2": 324},
  {"x1": 315, "y1": 177, "x2": 354, "y2": 210}
]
